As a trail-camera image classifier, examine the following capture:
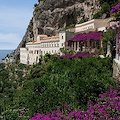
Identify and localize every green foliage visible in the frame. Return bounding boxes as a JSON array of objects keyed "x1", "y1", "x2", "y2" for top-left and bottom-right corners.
[
  {"x1": 18, "y1": 63, "x2": 28, "y2": 70},
  {"x1": 0, "y1": 63, "x2": 5, "y2": 69},
  {"x1": 78, "y1": 19, "x2": 88, "y2": 24},
  {"x1": 27, "y1": 64, "x2": 45, "y2": 79},
  {"x1": 0, "y1": 66, "x2": 15, "y2": 116},
  {"x1": 35, "y1": 7, "x2": 43, "y2": 13},
  {"x1": 73, "y1": 6, "x2": 77, "y2": 25},
  {"x1": 43, "y1": 53, "x2": 51, "y2": 63},
  {"x1": 93, "y1": 1, "x2": 115, "y2": 19},
  {"x1": 93, "y1": 2, "x2": 110, "y2": 19},
  {"x1": 60, "y1": 48, "x2": 75, "y2": 55},
  {"x1": 93, "y1": 10, "x2": 102, "y2": 19},
  {"x1": 101, "y1": 2, "x2": 110, "y2": 13},
  {"x1": 62, "y1": 25, "x2": 75, "y2": 31},
  {"x1": 0, "y1": 61, "x2": 29, "y2": 118},
  {"x1": 3, "y1": 109, "x2": 18, "y2": 120},
  {"x1": 34, "y1": 3, "x2": 38, "y2": 8},
  {"x1": 113, "y1": 11, "x2": 120, "y2": 21},
  {"x1": 16, "y1": 56, "x2": 116, "y2": 117},
  {"x1": 43, "y1": 53, "x2": 60, "y2": 63},
  {"x1": 101, "y1": 26, "x2": 120, "y2": 59},
  {"x1": 99, "y1": 0, "x2": 119, "y2": 6},
  {"x1": 16, "y1": 71, "x2": 23, "y2": 78}
]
